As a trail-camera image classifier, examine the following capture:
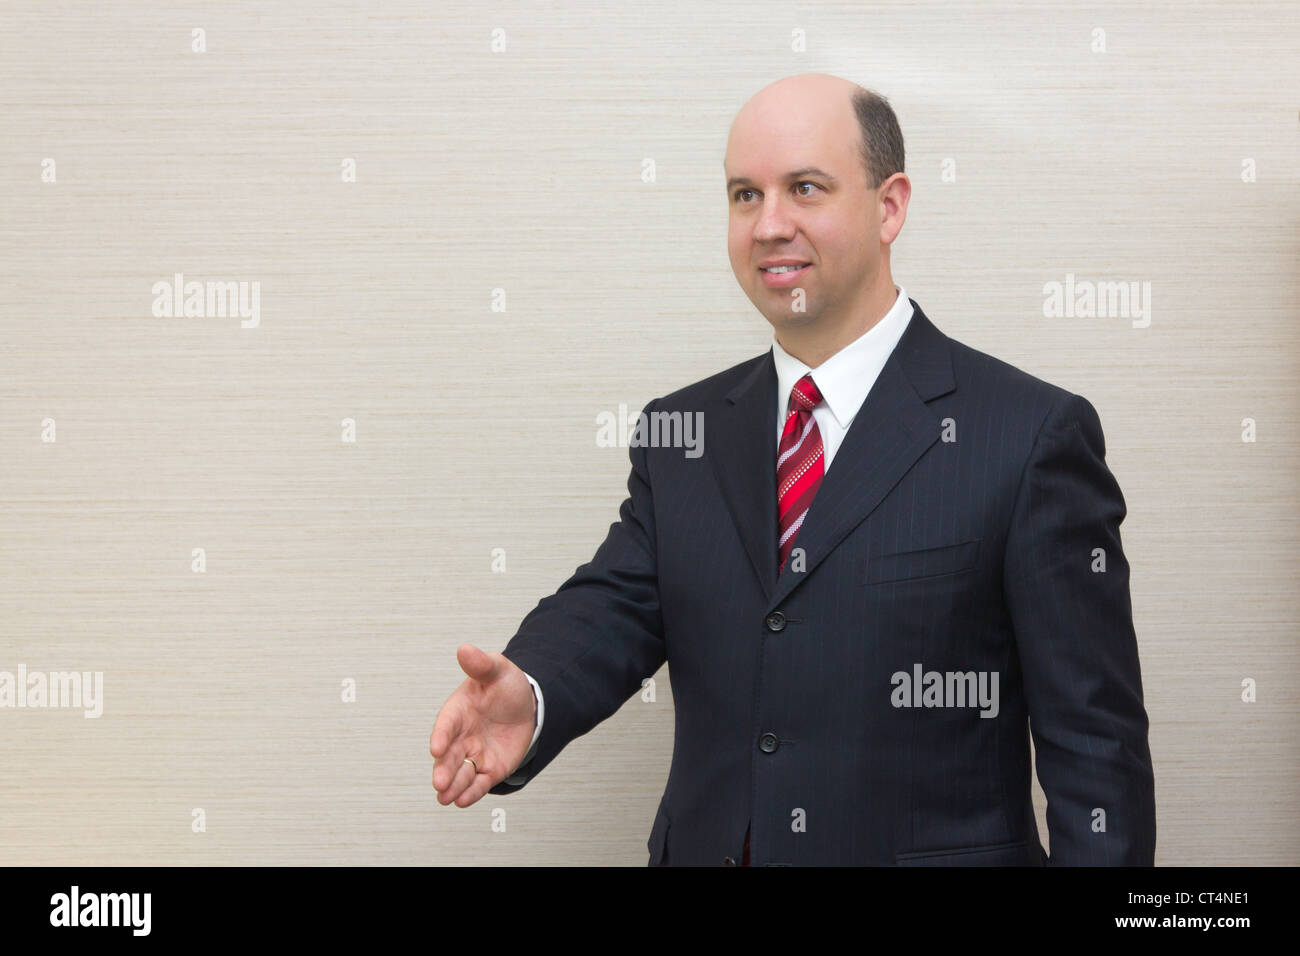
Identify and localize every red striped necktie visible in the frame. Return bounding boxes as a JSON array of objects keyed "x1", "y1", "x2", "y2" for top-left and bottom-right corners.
[{"x1": 776, "y1": 373, "x2": 825, "y2": 573}]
